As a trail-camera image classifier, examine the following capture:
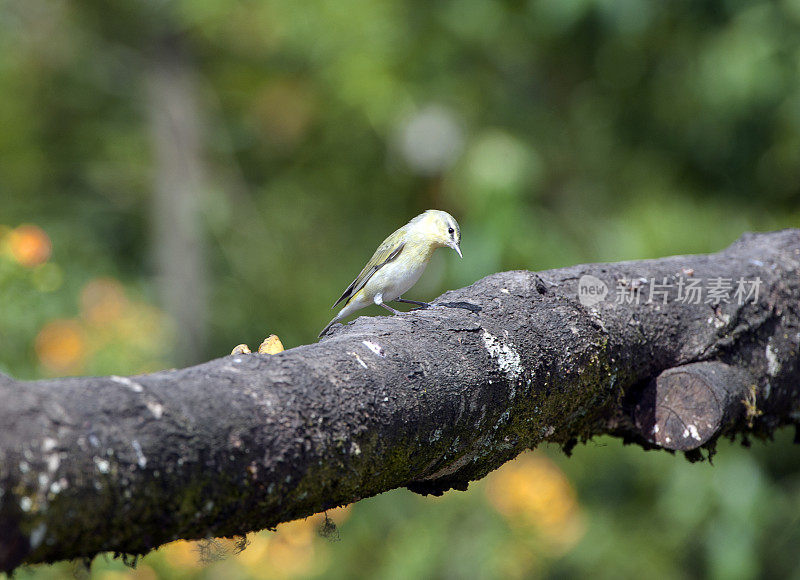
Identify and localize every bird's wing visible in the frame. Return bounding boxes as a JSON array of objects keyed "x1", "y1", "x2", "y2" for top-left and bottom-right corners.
[{"x1": 332, "y1": 234, "x2": 406, "y2": 308}]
